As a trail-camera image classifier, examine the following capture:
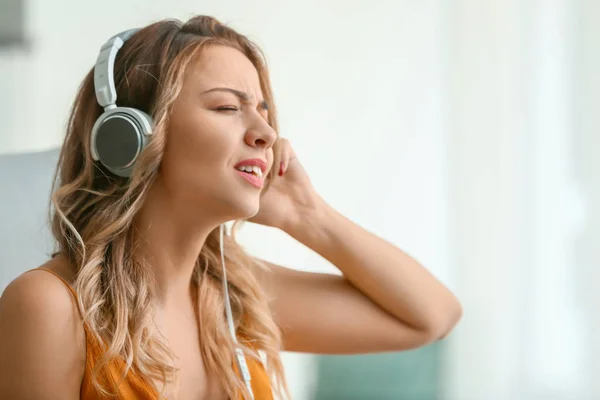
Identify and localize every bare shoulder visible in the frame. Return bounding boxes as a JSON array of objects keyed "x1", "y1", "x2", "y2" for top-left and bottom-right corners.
[
  {"x1": 0, "y1": 256, "x2": 84, "y2": 399},
  {"x1": 1, "y1": 255, "x2": 80, "y2": 317}
]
